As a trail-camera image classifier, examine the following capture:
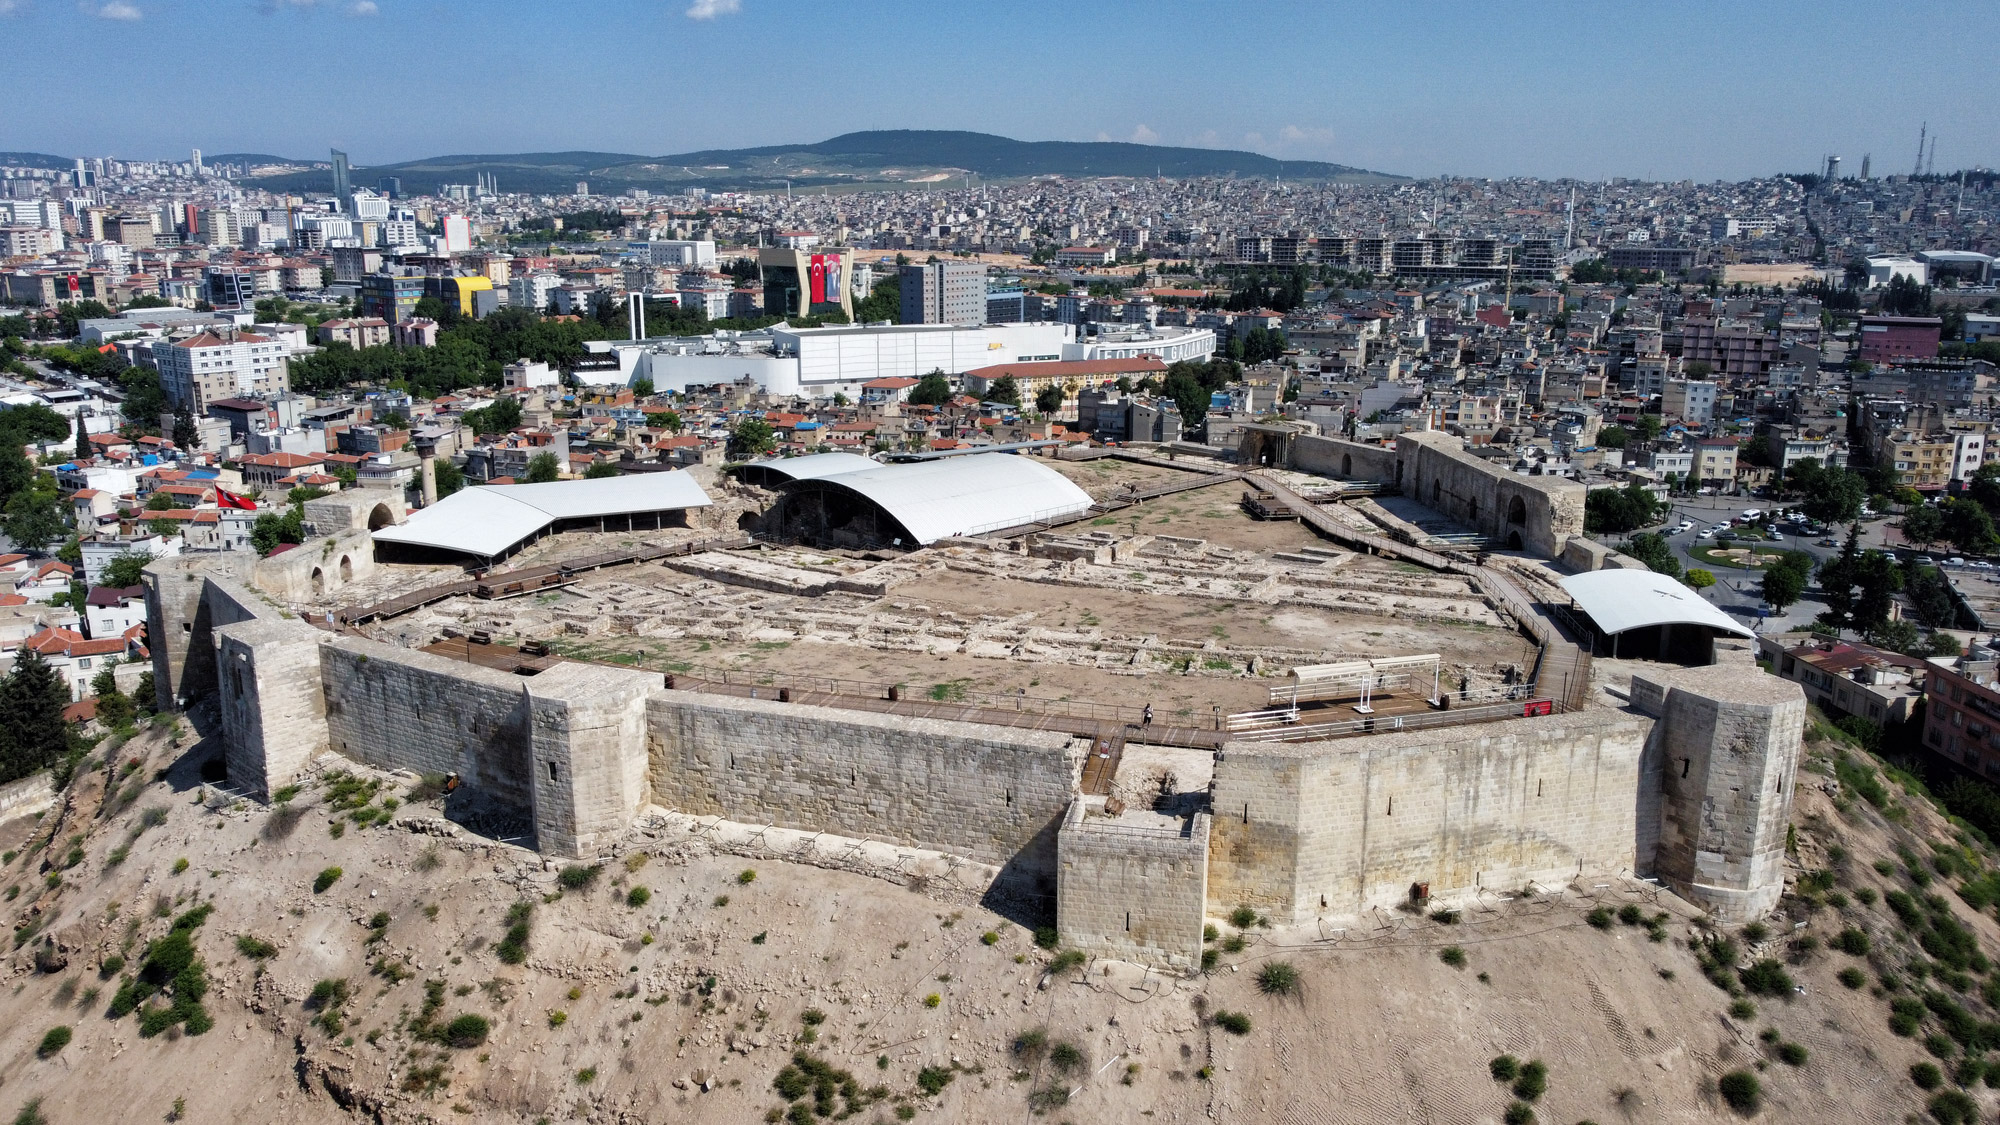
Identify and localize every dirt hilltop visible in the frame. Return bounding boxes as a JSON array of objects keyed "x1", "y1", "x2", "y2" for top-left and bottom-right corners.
[{"x1": 0, "y1": 716, "x2": 1993, "y2": 1125}]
